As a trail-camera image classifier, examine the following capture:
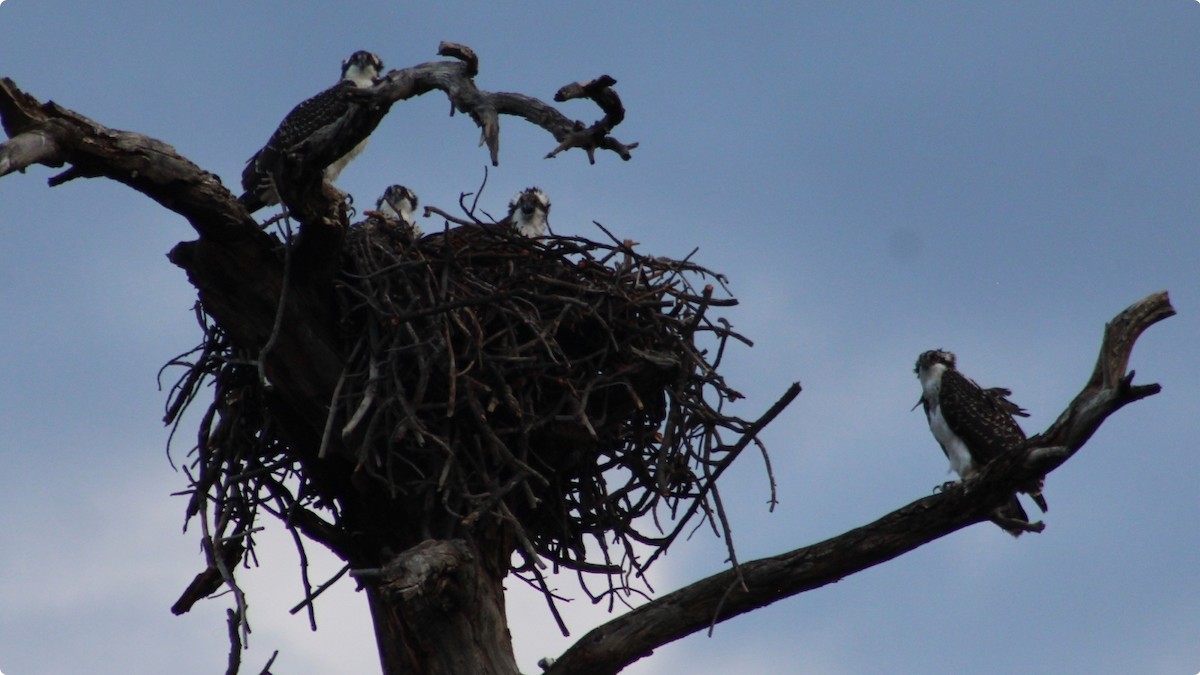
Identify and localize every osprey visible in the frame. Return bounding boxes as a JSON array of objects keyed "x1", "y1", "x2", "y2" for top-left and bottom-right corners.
[
  {"x1": 370, "y1": 184, "x2": 422, "y2": 238},
  {"x1": 418, "y1": 187, "x2": 550, "y2": 248},
  {"x1": 503, "y1": 187, "x2": 551, "y2": 237},
  {"x1": 914, "y1": 349, "x2": 1047, "y2": 537},
  {"x1": 238, "y1": 50, "x2": 385, "y2": 213}
]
